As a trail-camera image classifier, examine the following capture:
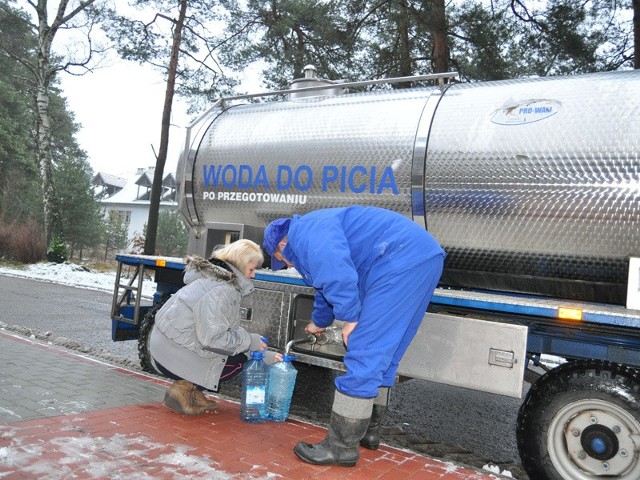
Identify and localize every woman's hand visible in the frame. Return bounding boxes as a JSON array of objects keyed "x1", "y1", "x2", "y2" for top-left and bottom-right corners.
[
  {"x1": 305, "y1": 323, "x2": 325, "y2": 335},
  {"x1": 263, "y1": 350, "x2": 283, "y2": 364}
]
